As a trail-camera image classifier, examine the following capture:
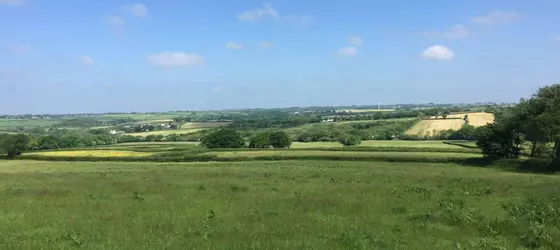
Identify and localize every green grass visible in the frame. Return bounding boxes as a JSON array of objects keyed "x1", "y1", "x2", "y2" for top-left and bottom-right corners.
[
  {"x1": 204, "y1": 150, "x2": 480, "y2": 160},
  {"x1": 0, "y1": 160, "x2": 559, "y2": 249},
  {"x1": 0, "y1": 118, "x2": 60, "y2": 129},
  {"x1": 127, "y1": 128, "x2": 203, "y2": 136},
  {"x1": 292, "y1": 140, "x2": 466, "y2": 149}
]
